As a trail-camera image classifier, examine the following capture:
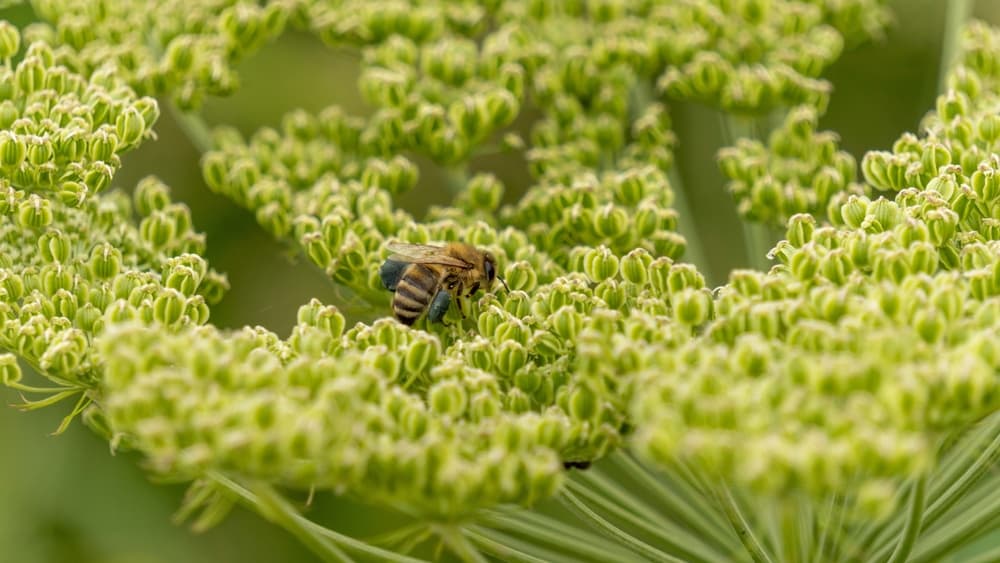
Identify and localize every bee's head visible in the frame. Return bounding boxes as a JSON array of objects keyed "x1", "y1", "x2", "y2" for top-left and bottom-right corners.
[{"x1": 483, "y1": 252, "x2": 509, "y2": 291}]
